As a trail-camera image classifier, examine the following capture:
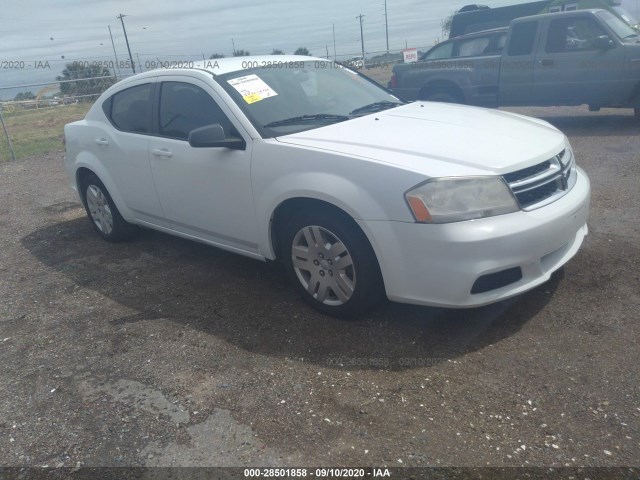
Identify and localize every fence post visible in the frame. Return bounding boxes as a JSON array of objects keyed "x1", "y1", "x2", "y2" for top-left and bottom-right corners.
[{"x1": 0, "y1": 107, "x2": 17, "y2": 161}]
